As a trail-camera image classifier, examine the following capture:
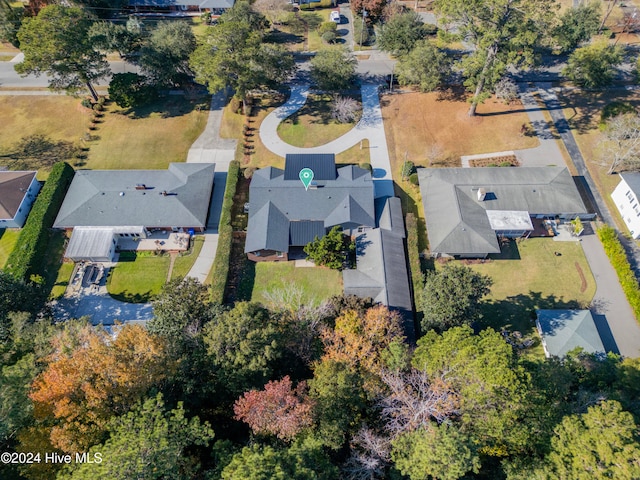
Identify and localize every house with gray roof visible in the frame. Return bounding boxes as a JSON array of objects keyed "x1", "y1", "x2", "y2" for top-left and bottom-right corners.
[
  {"x1": 0, "y1": 171, "x2": 41, "y2": 229},
  {"x1": 128, "y1": 0, "x2": 235, "y2": 13},
  {"x1": 245, "y1": 154, "x2": 375, "y2": 261},
  {"x1": 418, "y1": 167, "x2": 594, "y2": 258},
  {"x1": 54, "y1": 163, "x2": 215, "y2": 262},
  {"x1": 536, "y1": 309, "x2": 606, "y2": 358}
]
